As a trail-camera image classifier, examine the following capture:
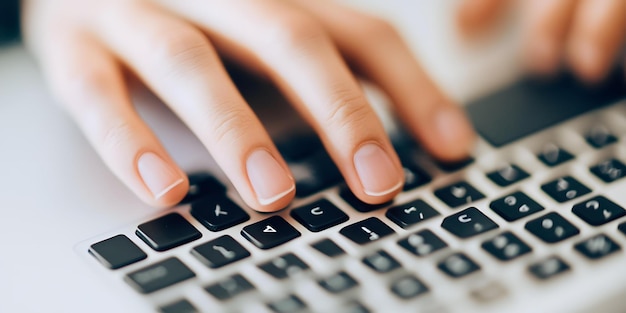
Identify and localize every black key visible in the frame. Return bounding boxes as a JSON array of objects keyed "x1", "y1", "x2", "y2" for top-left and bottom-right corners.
[
  {"x1": 205, "y1": 274, "x2": 255, "y2": 301},
  {"x1": 340, "y1": 187, "x2": 391, "y2": 213},
  {"x1": 528, "y1": 256, "x2": 570, "y2": 280},
  {"x1": 292, "y1": 150, "x2": 343, "y2": 198},
  {"x1": 619, "y1": 222, "x2": 626, "y2": 236},
  {"x1": 437, "y1": 253, "x2": 480, "y2": 278},
  {"x1": 362, "y1": 250, "x2": 401, "y2": 273},
  {"x1": 572, "y1": 196, "x2": 626, "y2": 226},
  {"x1": 125, "y1": 258, "x2": 195, "y2": 294},
  {"x1": 525, "y1": 212, "x2": 580, "y2": 243},
  {"x1": 541, "y1": 176, "x2": 591, "y2": 203},
  {"x1": 434, "y1": 181, "x2": 485, "y2": 208},
  {"x1": 398, "y1": 229, "x2": 448, "y2": 257},
  {"x1": 290, "y1": 199, "x2": 348, "y2": 232},
  {"x1": 311, "y1": 238, "x2": 345, "y2": 258},
  {"x1": 402, "y1": 163, "x2": 431, "y2": 191},
  {"x1": 191, "y1": 235, "x2": 250, "y2": 269},
  {"x1": 385, "y1": 199, "x2": 439, "y2": 229},
  {"x1": 441, "y1": 207, "x2": 498, "y2": 239},
  {"x1": 490, "y1": 191, "x2": 544, "y2": 222},
  {"x1": 136, "y1": 213, "x2": 202, "y2": 252},
  {"x1": 318, "y1": 271, "x2": 358, "y2": 293},
  {"x1": 436, "y1": 157, "x2": 474, "y2": 172},
  {"x1": 481, "y1": 232, "x2": 531, "y2": 261},
  {"x1": 537, "y1": 144, "x2": 574, "y2": 167},
  {"x1": 339, "y1": 217, "x2": 395, "y2": 245},
  {"x1": 89, "y1": 235, "x2": 147, "y2": 269},
  {"x1": 586, "y1": 126, "x2": 617, "y2": 149},
  {"x1": 343, "y1": 302, "x2": 370, "y2": 313},
  {"x1": 241, "y1": 216, "x2": 300, "y2": 250},
  {"x1": 258, "y1": 253, "x2": 310, "y2": 279},
  {"x1": 267, "y1": 295, "x2": 307, "y2": 313},
  {"x1": 590, "y1": 159, "x2": 626, "y2": 183},
  {"x1": 486, "y1": 164, "x2": 530, "y2": 187},
  {"x1": 390, "y1": 275, "x2": 429, "y2": 299},
  {"x1": 159, "y1": 299, "x2": 197, "y2": 313},
  {"x1": 574, "y1": 234, "x2": 620, "y2": 260},
  {"x1": 180, "y1": 172, "x2": 226, "y2": 204},
  {"x1": 190, "y1": 196, "x2": 250, "y2": 232}
]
